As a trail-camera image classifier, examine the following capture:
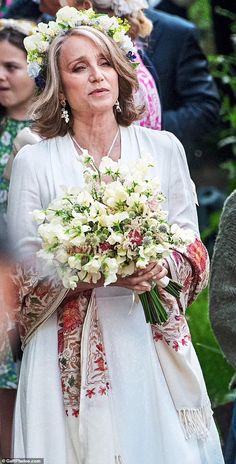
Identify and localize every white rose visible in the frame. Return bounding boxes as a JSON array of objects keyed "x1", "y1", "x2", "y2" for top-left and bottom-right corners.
[
  {"x1": 24, "y1": 33, "x2": 41, "y2": 51},
  {"x1": 56, "y1": 6, "x2": 79, "y2": 27},
  {"x1": 27, "y1": 62, "x2": 41, "y2": 79},
  {"x1": 37, "y1": 22, "x2": 49, "y2": 34}
]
